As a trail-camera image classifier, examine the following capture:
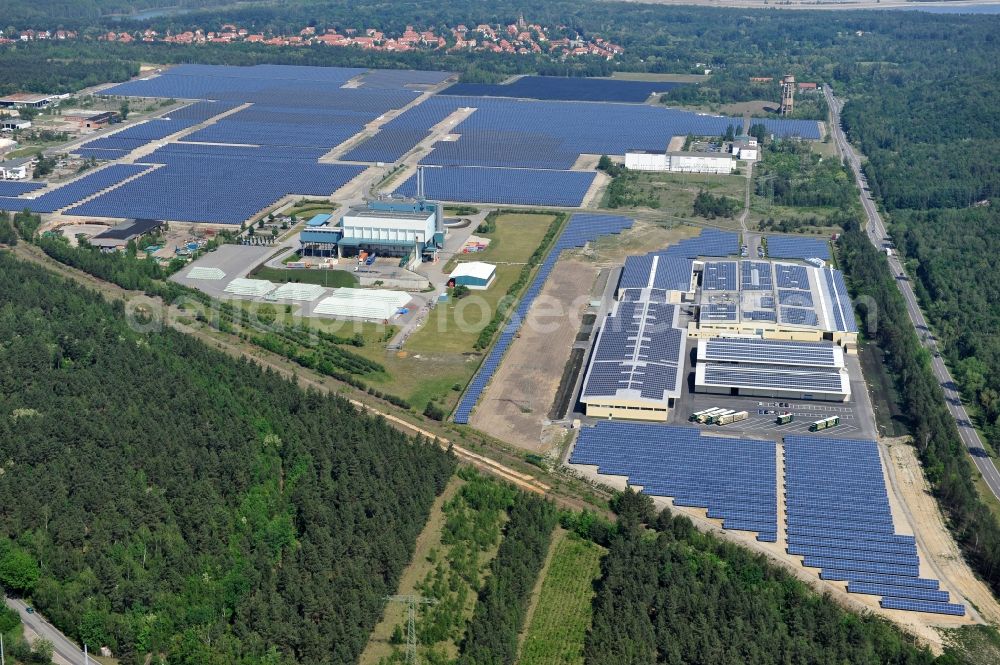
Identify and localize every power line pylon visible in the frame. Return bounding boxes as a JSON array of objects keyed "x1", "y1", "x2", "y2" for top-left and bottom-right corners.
[{"x1": 385, "y1": 594, "x2": 438, "y2": 665}]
